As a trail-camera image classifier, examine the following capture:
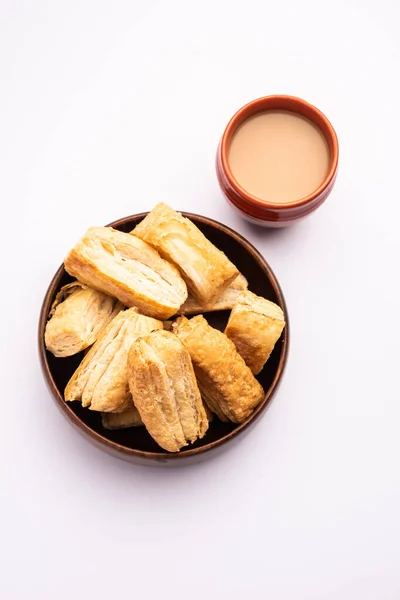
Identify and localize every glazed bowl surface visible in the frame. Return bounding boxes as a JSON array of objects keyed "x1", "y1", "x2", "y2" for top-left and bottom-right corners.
[{"x1": 38, "y1": 212, "x2": 289, "y2": 465}]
